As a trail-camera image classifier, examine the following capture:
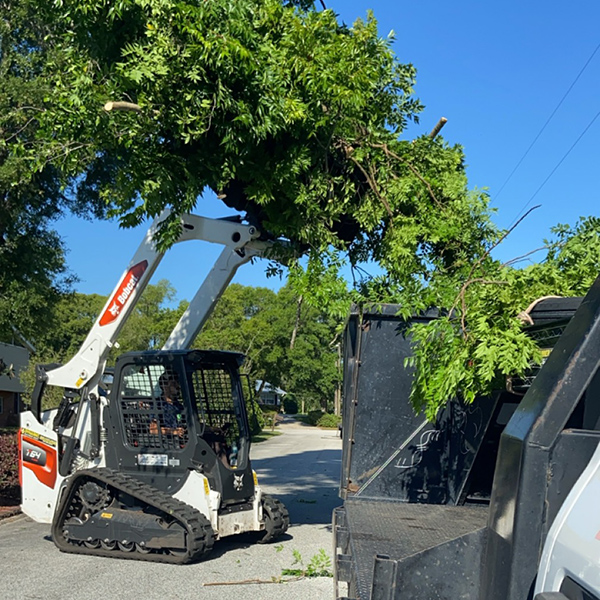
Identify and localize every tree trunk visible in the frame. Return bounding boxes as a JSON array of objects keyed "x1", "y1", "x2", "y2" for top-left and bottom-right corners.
[{"x1": 289, "y1": 295, "x2": 303, "y2": 350}]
